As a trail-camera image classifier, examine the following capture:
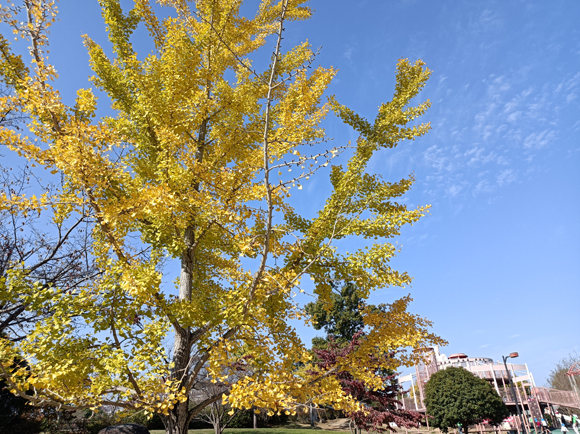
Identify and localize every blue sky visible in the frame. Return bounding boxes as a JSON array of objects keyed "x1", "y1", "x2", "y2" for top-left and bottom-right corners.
[
  {"x1": 3, "y1": 1, "x2": 579, "y2": 386},
  {"x1": 291, "y1": 0, "x2": 580, "y2": 384}
]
